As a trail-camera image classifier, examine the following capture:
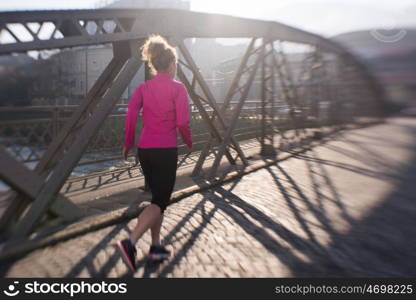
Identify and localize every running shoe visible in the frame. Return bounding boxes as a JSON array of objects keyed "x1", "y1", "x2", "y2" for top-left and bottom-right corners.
[
  {"x1": 148, "y1": 245, "x2": 171, "y2": 261},
  {"x1": 116, "y1": 239, "x2": 137, "y2": 271}
]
